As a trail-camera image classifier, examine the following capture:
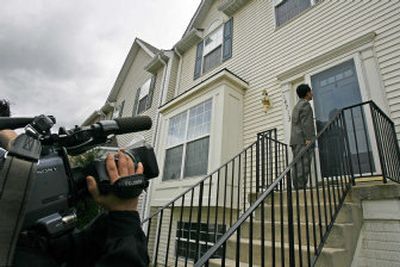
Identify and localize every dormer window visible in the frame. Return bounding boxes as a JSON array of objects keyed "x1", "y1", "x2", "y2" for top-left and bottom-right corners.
[{"x1": 194, "y1": 18, "x2": 233, "y2": 79}]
